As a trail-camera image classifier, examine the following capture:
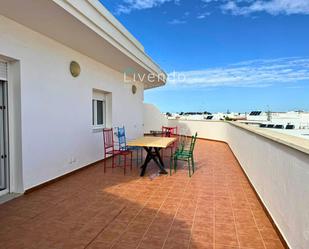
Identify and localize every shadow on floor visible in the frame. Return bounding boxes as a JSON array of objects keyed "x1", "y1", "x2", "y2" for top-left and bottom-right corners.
[
  {"x1": 0, "y1": 140, "x2": 284, "y2": 249},
  {"x1": 0, "y1": 152, "x2": 198, "y2": 249}
]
